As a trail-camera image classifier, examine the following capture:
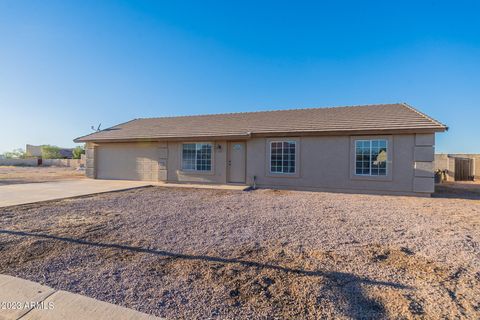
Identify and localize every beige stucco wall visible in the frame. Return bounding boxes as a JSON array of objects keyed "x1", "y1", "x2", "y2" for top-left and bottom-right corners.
[
  {"x1": 245, "y1": 134, "x2": 434, "y2": 195},
  {"x1": 167, "y1": 141, "x2": 228, "y2": 184},
  {"x1": 87, "y1": 142, "x2": 167, "y2": 181},
  {"x1": 87, "y1": 133, "x2": 436, "y2": 195}
]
